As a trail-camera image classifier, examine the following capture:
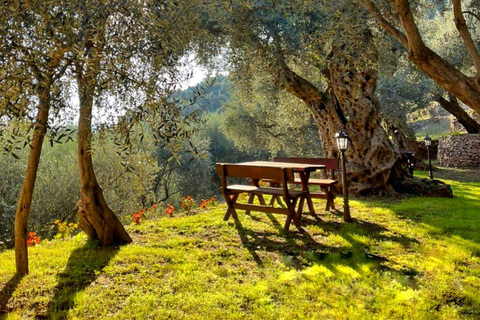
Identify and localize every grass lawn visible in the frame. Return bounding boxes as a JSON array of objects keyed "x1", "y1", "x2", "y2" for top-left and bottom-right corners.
[{"x1": 1, "y1": 168, "x2": 479, "y2": 319}]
